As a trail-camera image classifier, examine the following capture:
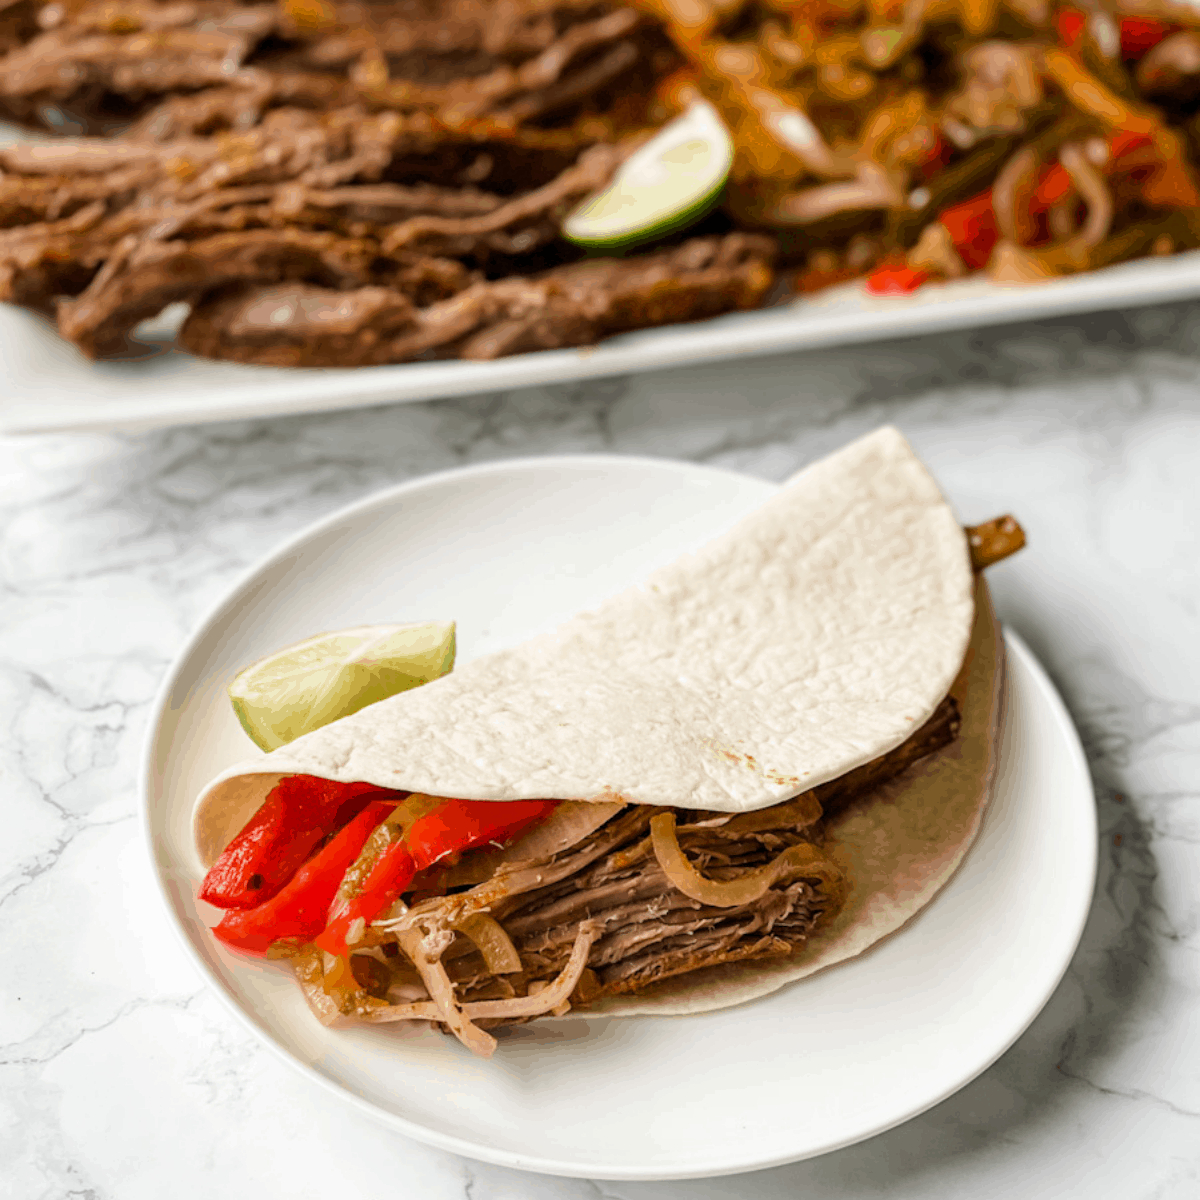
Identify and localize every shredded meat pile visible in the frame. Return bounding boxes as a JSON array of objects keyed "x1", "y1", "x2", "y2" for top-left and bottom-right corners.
[
  {"x1": 0, "y1": 0, "x2": 778, "y2": 364},
  {"x1": 290, "y1": 694, "x2": 960, "y2": 1053},
  {"x1": 460, "y1": 804, "x2": 834, "y2": 1002}
]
